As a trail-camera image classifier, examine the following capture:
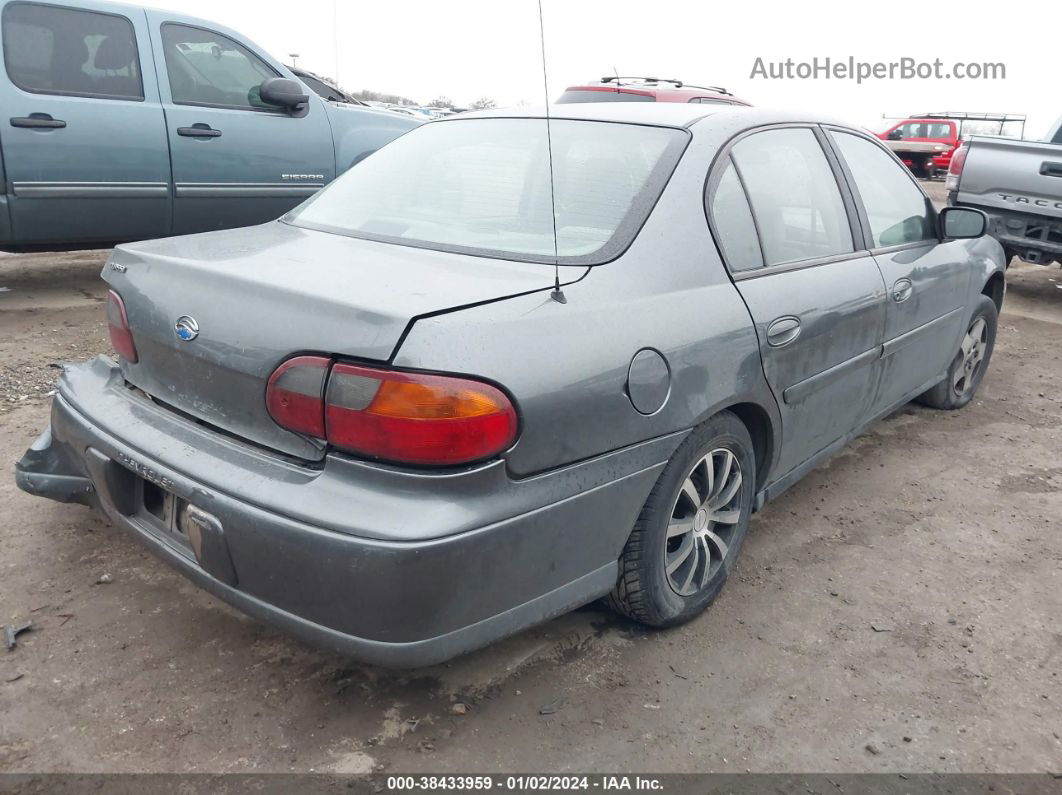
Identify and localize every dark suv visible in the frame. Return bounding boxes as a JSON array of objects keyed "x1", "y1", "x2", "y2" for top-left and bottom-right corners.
[{"x1": 557, "y1": 76, "x2": 750, "y2": 106}]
